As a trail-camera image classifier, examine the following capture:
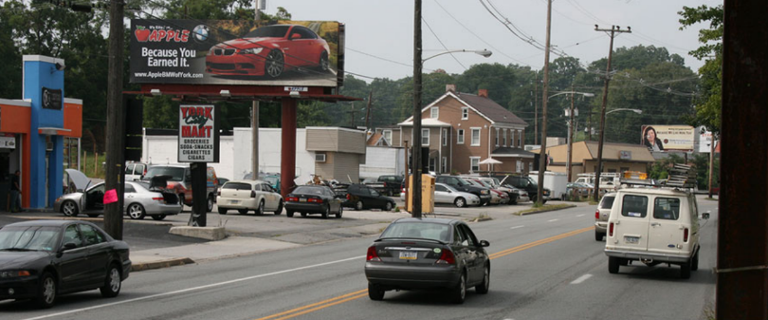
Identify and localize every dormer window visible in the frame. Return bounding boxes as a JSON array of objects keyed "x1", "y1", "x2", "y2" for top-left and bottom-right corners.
[
  {"x1": 430, "y1": 107, "x2": 439, "y2": 119},
  {"x1": 461, "y1": 107, "x2": 469, "y2": 120}
]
